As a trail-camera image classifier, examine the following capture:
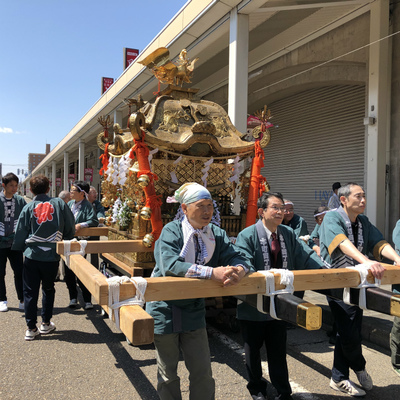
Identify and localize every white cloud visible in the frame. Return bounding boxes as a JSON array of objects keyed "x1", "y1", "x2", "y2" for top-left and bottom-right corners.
[
  {"x1": 0, "y1": 127, "x2": 14, "y2": 134},
  {"x1": 0, "y1": 127, "x2": 24, "y2": 134}
]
